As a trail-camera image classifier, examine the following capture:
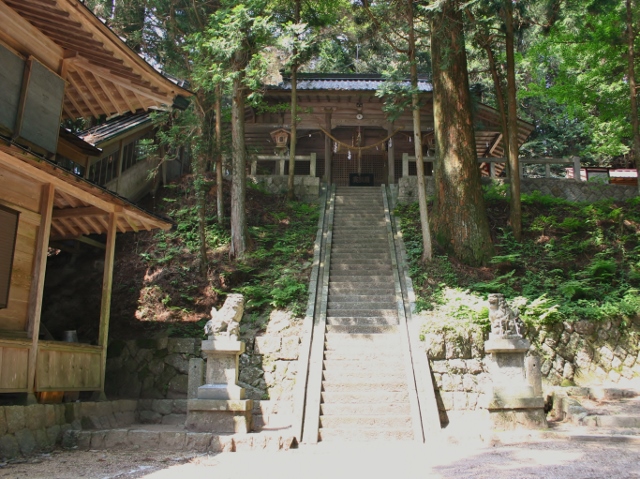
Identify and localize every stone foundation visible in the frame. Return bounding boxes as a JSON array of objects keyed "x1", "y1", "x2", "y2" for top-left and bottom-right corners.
[
  {"x1": 248, "y1": 175, "x2": 321, "y2": 203},
  {"x1": 398, "y1": 176, "x2": 638, "y2": 204}
]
